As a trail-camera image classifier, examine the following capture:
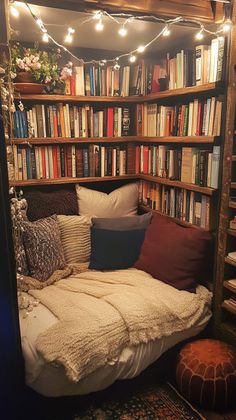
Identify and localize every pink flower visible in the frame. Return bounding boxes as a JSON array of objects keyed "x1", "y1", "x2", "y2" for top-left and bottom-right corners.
[{"x1": 16, "y1": 58, "x2": 25, "y2": 70}]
